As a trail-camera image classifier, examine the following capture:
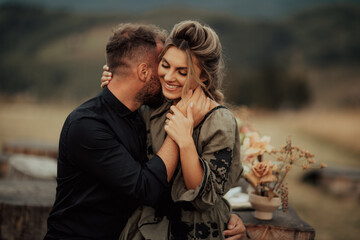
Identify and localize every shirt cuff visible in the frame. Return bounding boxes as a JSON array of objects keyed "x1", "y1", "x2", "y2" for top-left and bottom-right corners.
[{"x1": 147, "y1": 154, "x2": 169, "y2": 188}]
